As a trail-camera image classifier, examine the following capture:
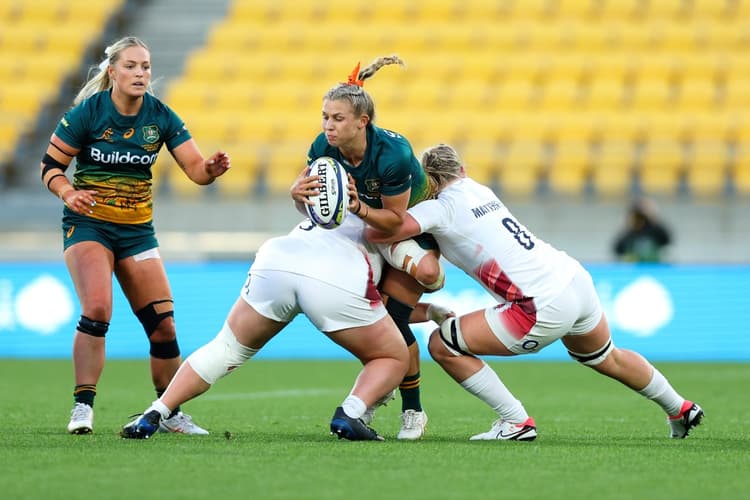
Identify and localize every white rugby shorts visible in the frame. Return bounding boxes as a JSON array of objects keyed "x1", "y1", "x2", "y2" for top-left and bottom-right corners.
[
  {"x1": 484, "y1": 262, "x2": 603, "y2": 354},
  {"x1": 241, "y1": 269, "x2": 387, "y2": 333}
]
